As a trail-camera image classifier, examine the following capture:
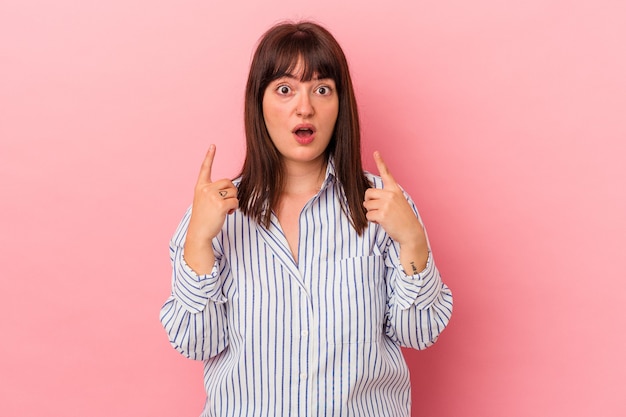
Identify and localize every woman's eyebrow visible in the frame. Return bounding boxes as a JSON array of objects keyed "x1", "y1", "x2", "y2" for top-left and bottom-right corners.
[{"x1": 272, "y1": 74, "x2": 297, "y2": 82}]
